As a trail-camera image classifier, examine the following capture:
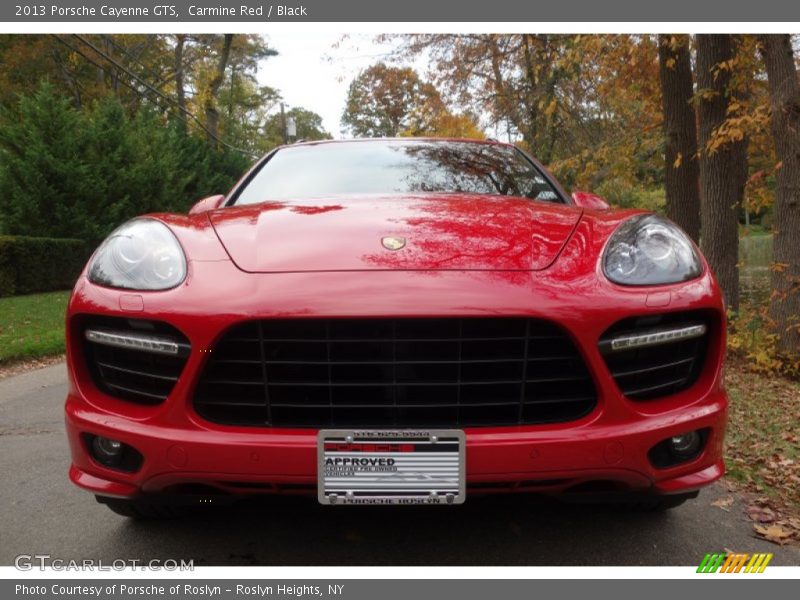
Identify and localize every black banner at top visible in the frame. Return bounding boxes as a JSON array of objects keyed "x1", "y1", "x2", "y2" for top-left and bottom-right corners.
[{"x1": 1, "y1": 0, "x2": 799, "y2": 23}]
